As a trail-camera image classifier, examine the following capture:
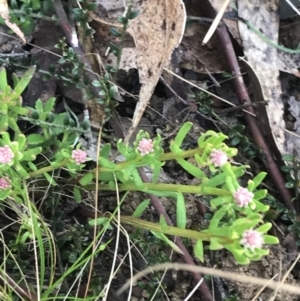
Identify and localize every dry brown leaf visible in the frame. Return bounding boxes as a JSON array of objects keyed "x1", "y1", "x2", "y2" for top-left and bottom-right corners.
[
  {"x1": 124, "y1": 0, "x2": 186, "y2": 142},
  {"x1": 0, "y1": 0, "x2": 25, "y2": 43}
]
